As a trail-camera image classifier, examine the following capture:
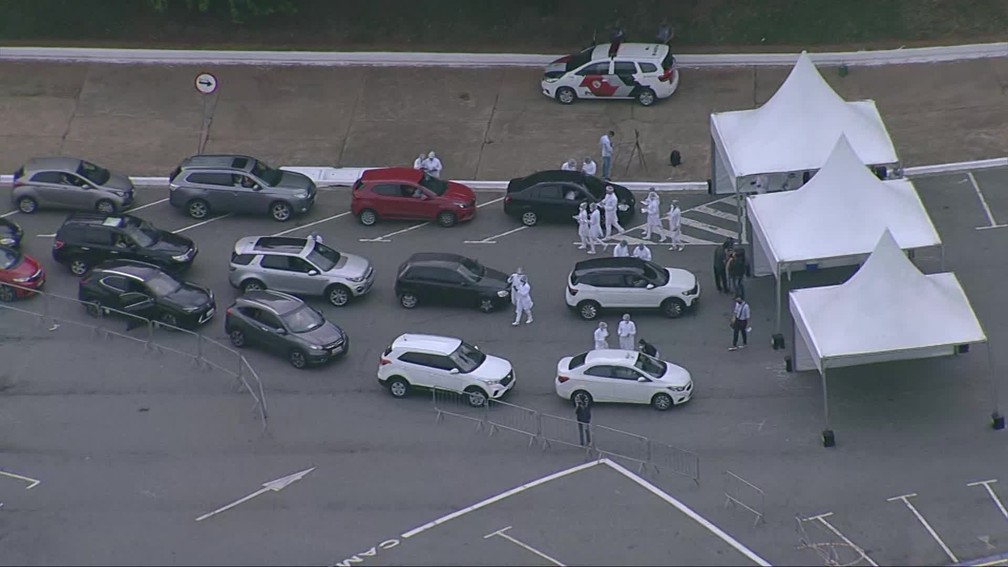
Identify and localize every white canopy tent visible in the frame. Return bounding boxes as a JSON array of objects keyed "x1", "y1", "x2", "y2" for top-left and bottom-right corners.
[
  {"x1": 788, "y1": 230, "x2": 994, "y2": 446},
  {"x1": 710, "y1": 51, "x2": 899, "y2": 196},
  {"x1": 746, "y1": 135, "x2": 943, "y2": 335}
]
